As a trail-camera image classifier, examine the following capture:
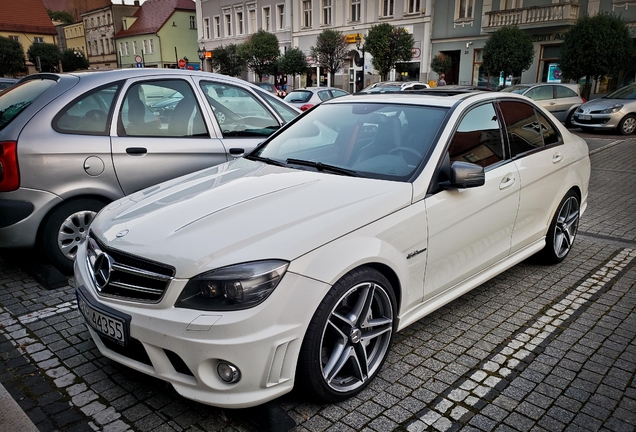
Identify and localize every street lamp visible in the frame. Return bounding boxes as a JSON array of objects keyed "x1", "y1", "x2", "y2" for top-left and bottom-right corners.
[
  {"x1": 355, "y1": 34, "x2": 365, "y2": 66},
  {"x1": 197, "y1": 45, "x2": 206, "y2": 71}
]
